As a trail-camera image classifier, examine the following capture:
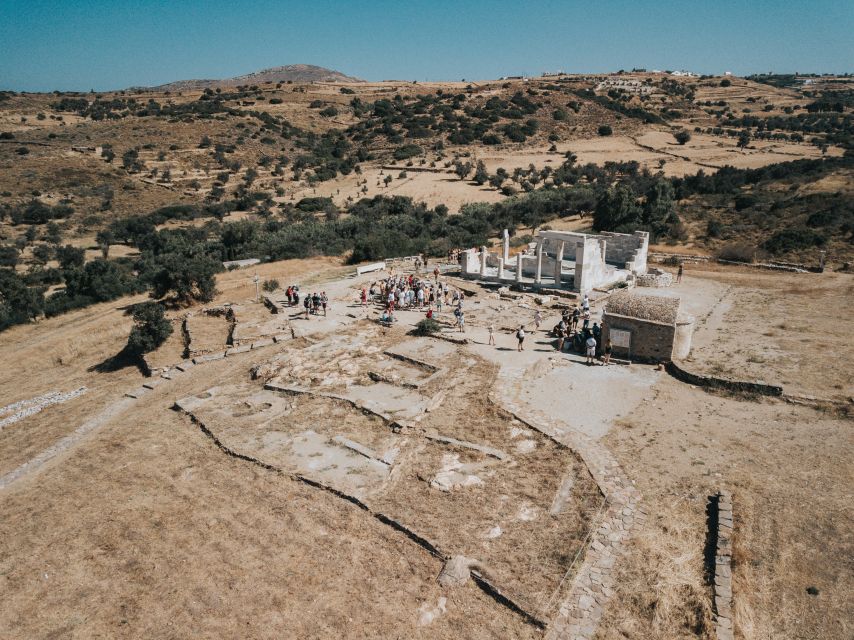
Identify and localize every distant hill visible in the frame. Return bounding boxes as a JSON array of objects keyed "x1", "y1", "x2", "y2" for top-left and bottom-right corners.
[{"x1": 148, "y1": 64, "x2": 363, "y2": 91}]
